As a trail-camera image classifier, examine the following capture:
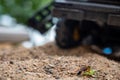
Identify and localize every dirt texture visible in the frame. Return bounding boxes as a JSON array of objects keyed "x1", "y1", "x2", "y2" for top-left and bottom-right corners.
[{"x1": 0, "y1": 42, "x2": 120, "y2": 80}]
